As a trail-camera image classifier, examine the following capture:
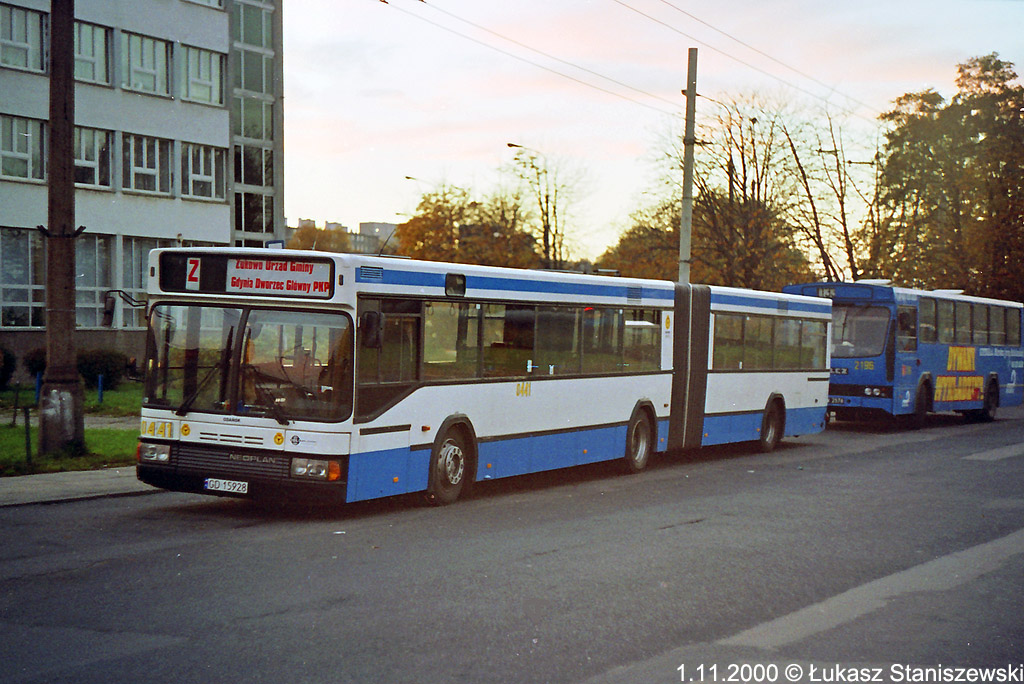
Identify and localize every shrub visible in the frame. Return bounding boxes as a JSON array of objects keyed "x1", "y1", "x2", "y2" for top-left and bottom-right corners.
[
  {"x1": 22, "y1": 347, "x2": 46, "y2": 378},
  {"x1": 77, "y1": 349, "x2": 127, "y2": 390},
  {"x1": 0, "y1": 346, "x2": 14, "y2": 389}
]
